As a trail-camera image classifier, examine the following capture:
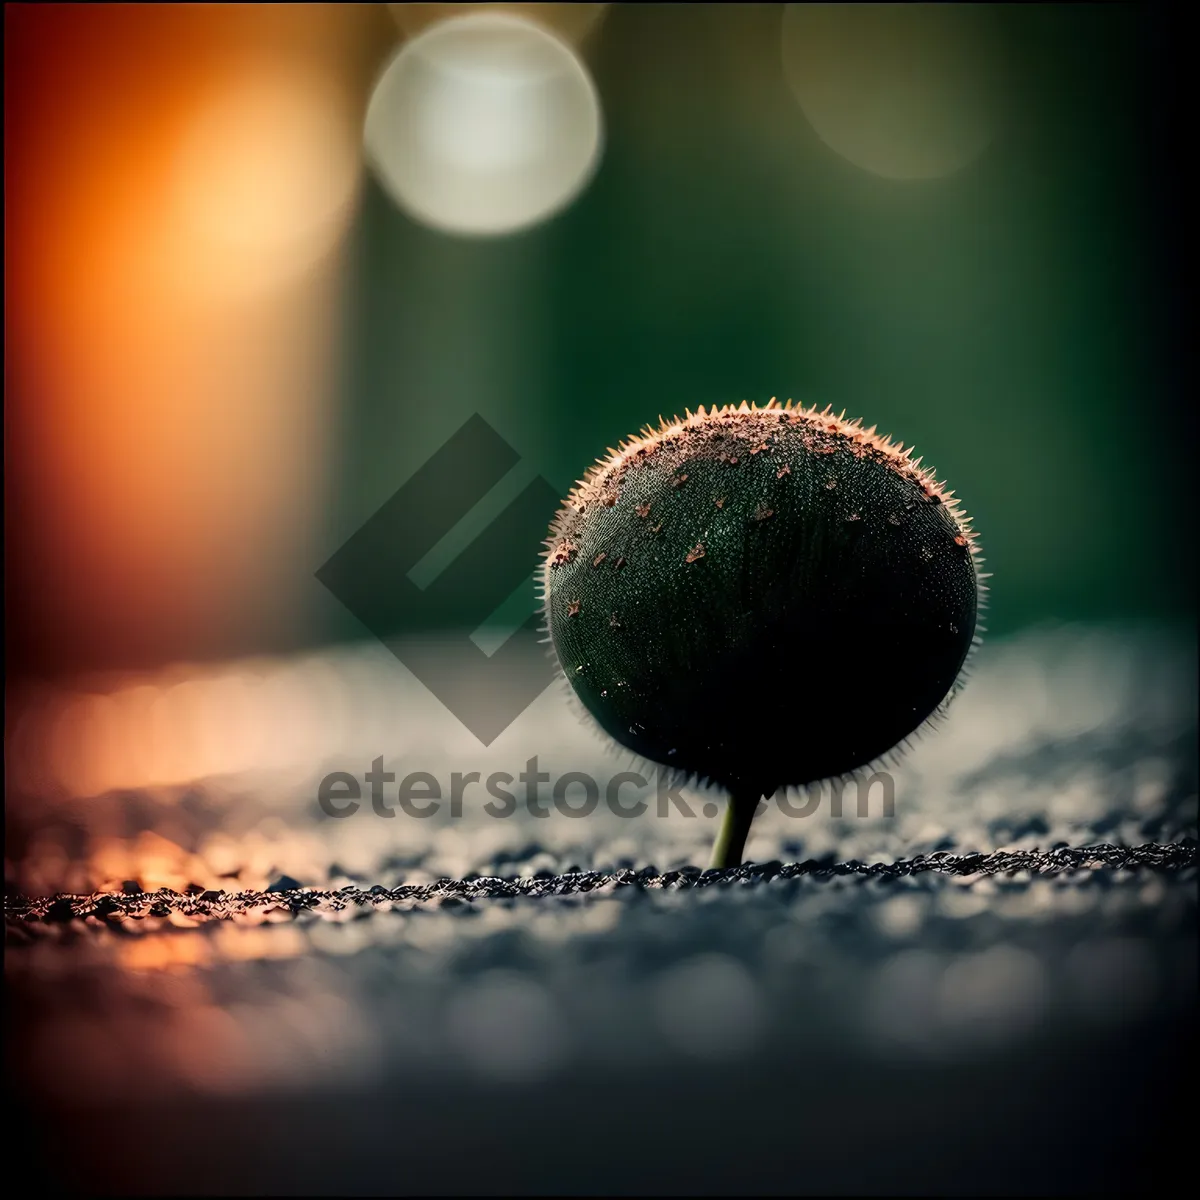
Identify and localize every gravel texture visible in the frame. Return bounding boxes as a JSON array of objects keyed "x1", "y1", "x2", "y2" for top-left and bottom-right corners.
[{"x1": 5, "y1": 623, "x2": 1197, "y2": 1194}]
